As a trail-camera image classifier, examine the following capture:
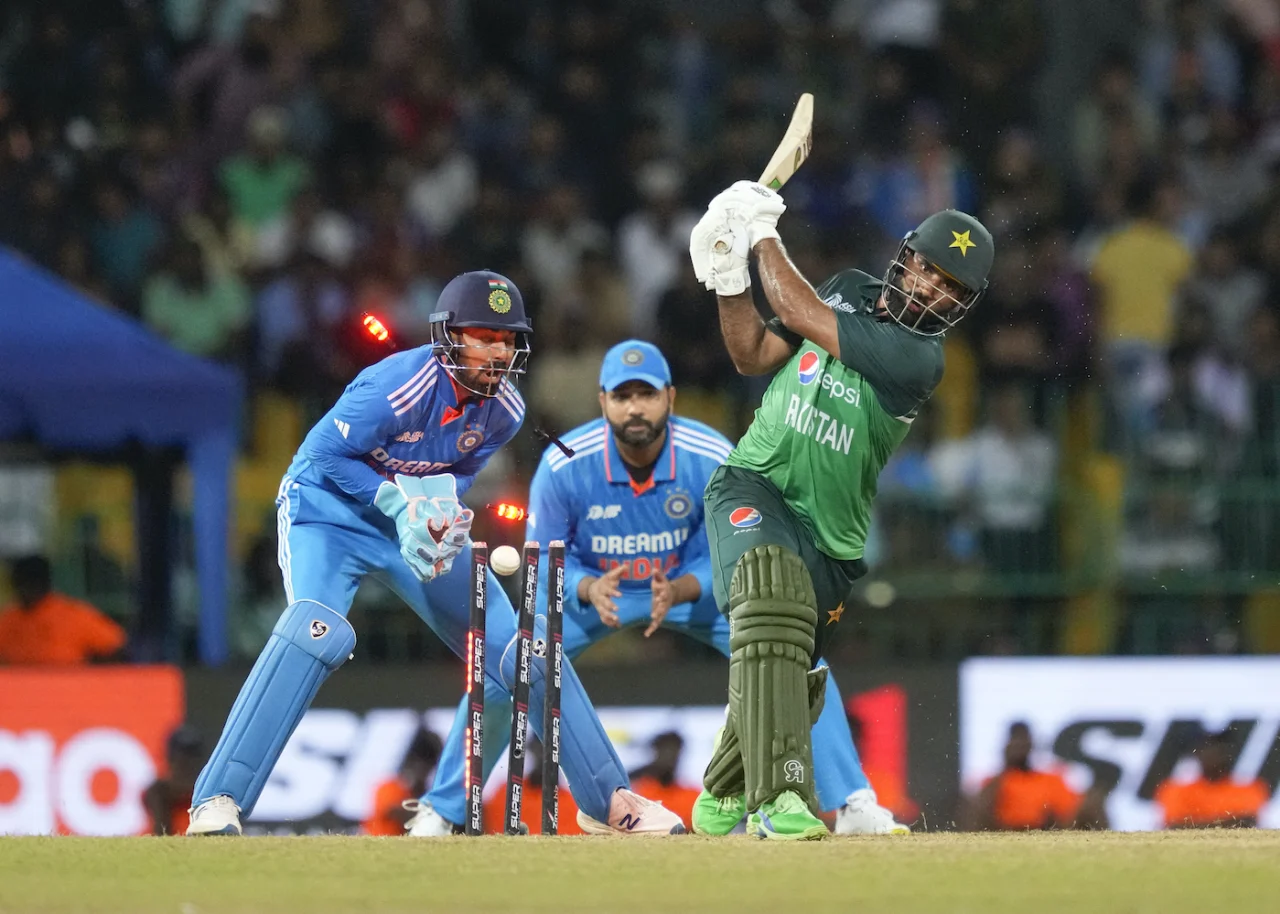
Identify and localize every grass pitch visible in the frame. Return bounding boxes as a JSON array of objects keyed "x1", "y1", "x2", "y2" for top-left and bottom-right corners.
[{"x1": 2, "y1": 831, "x2": 1278, "y2": 914}]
